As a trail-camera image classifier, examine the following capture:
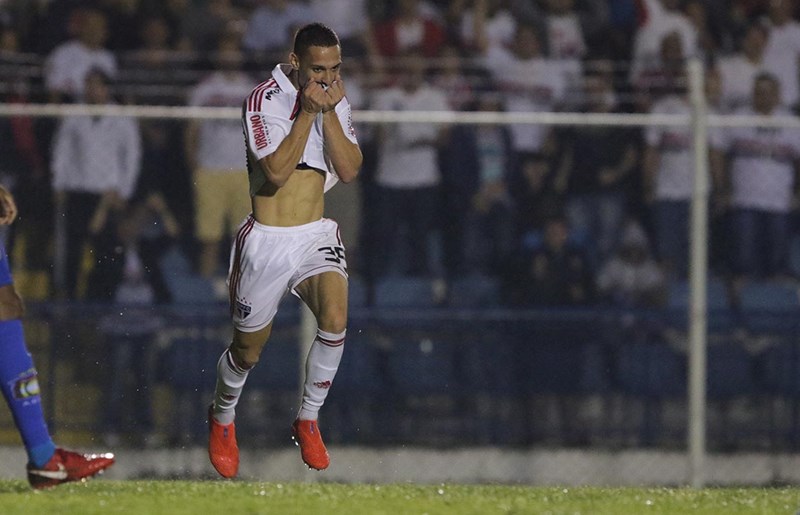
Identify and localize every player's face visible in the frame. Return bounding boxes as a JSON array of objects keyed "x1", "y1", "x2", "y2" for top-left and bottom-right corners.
[{"x1": 293, "y1": 45, "x2": 342, "y2": 89}]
